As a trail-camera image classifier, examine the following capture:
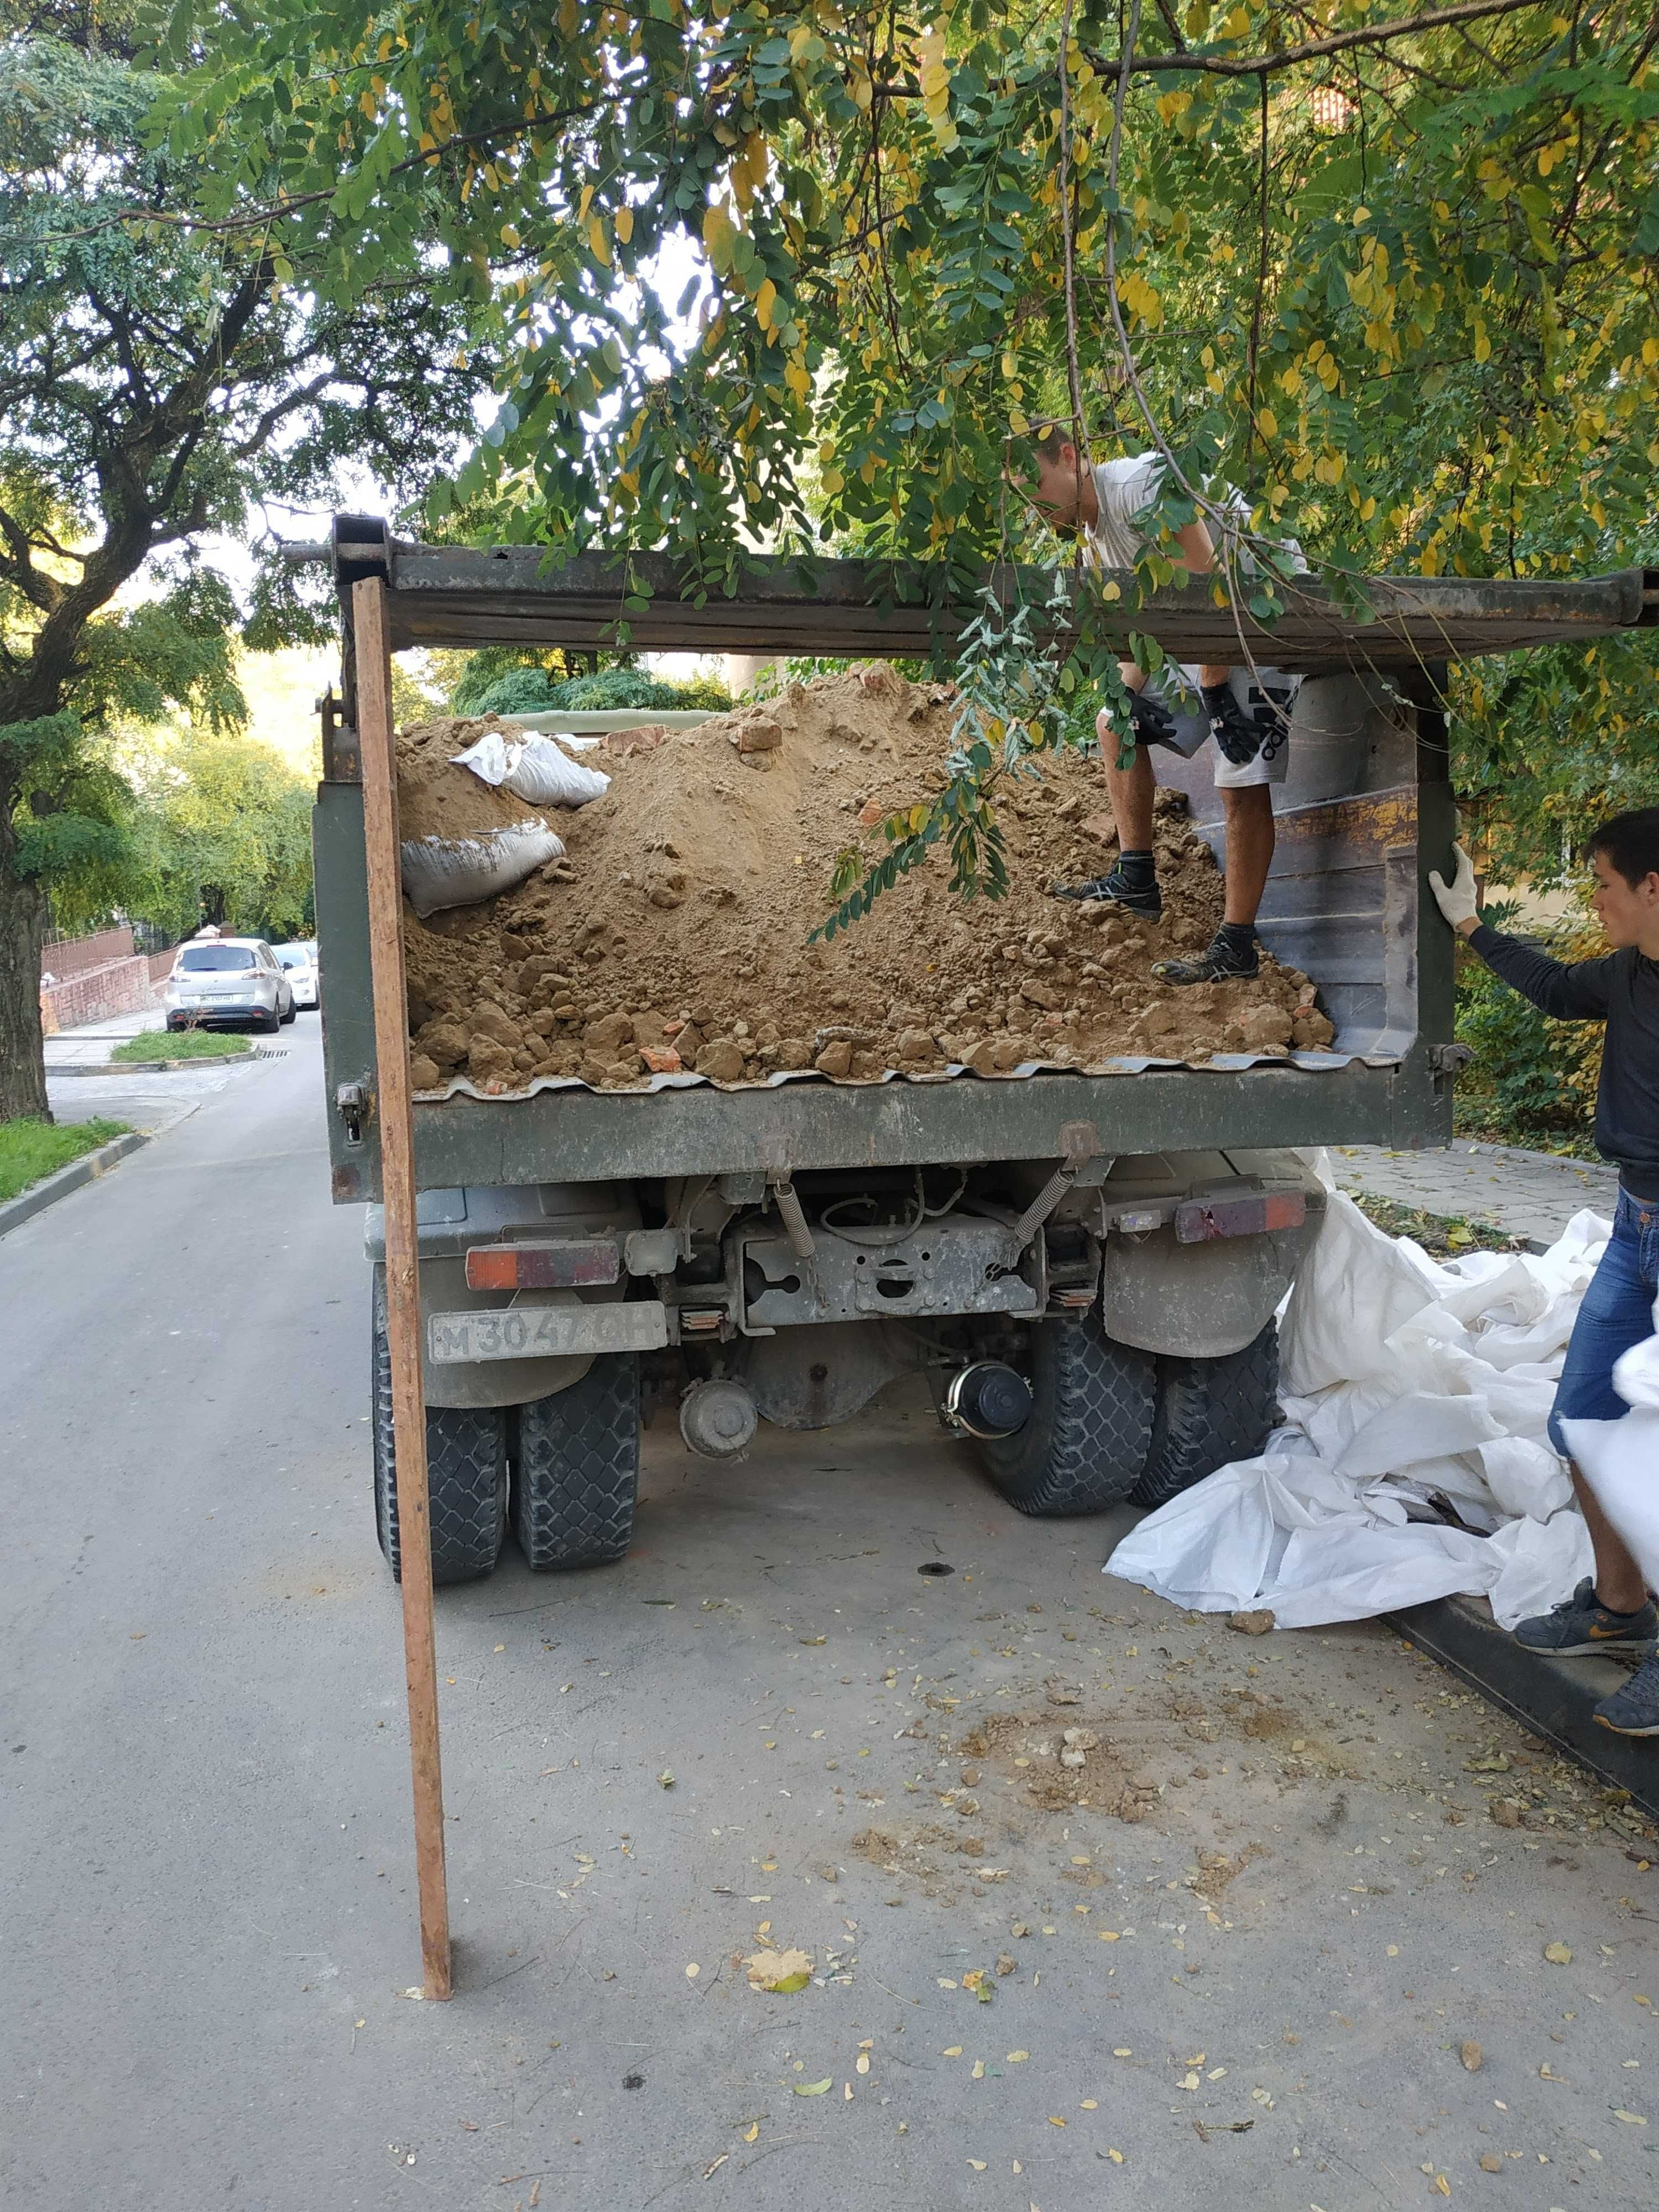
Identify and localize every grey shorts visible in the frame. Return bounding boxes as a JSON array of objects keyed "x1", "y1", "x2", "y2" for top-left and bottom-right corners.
[{"x1": 1141, "y1": 664, "x2": 1301, "y2": 789}]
